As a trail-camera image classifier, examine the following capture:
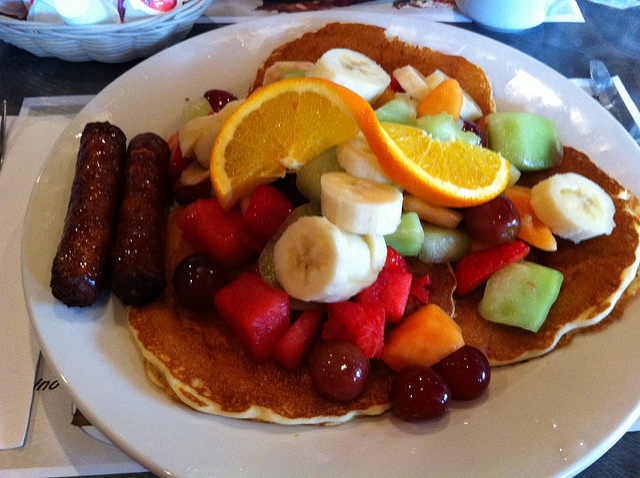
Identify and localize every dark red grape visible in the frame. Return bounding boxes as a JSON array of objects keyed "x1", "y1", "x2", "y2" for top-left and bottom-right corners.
[
  {"x1": 462, "y1": 119, "x2": 487, "y2": 147},
  {"x1": 203, "y1": 89, "x2": 237, "y2": 114},
  {"x1": 309, "y1": 339, "x2": 370, "y2": 402},
  {"x1": 464, "y1": 194, "x2": 521, "y2": 246},
  {"x1": 432, "y1": 346, "x2": 491, "y2": 400},
  {"x1": 390, "y1": 365, "x2": 450, "y2": 421},
  {"x1": 172, "y1": 254, "x2": 227, "y2": 313}
]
